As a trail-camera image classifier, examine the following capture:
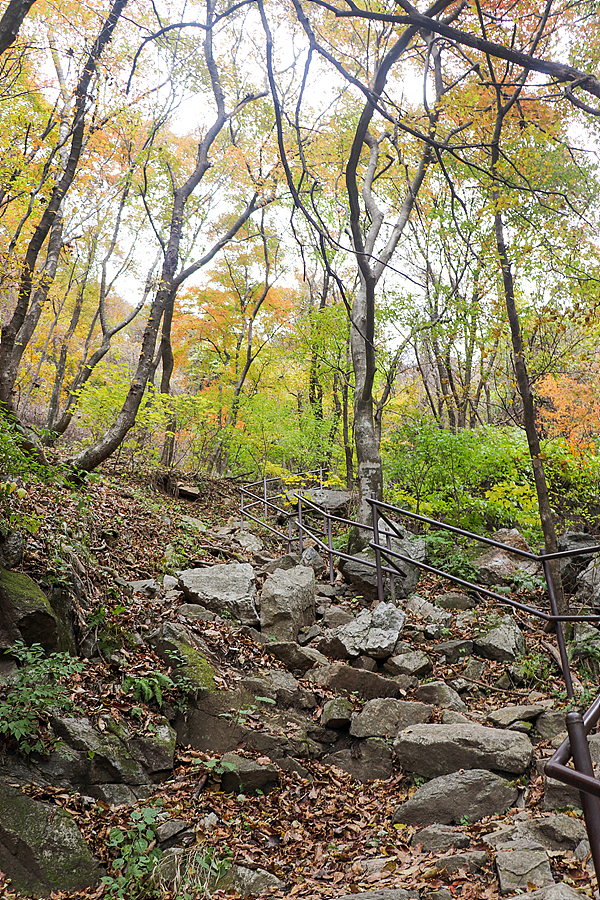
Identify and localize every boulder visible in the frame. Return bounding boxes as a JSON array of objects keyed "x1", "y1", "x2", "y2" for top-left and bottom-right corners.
[
  {"x1": 414, "y1": 682, "x2": 466, "y2": 711},
  {"x1": 316, "y1": 603, "x2": 406, "y2": 660},
  {"x1": 321, "y1": 605, "x2": 354, "y2": 628},
  {"x1": 435, "y1": 640, "x2": 473, "y2": 664},
  {"x1": 0, "y1": 530, "x2": 24, "y2": 568},
  {"x1": 260, "y1": 565, "x2": 315, "y2": 641},
  {"x1": 148, "y1": 622, "x2": 218, "y2": 691},
  {"x1": 300, "y1": 546, "x2": 327, "y2": 574},
  {"x1": 307, "y1": 663, "x2": 400, "y2": 700},
  {"x1": 383, "y1": 650, "x2": 432, "y2": 677},
  {"x1": 436, "y1": 850, "x2": 490, "y2": 875},
  {"x1": 392, "y1": 769, "x2": 518, "y2": 826},
  {"x1": 488, "y1": 704, "x2": 546, "y2": 728},
  {"x1": 0, "y1": 567, "x2": 58, "y2": 651},
  {"x1": 267, "y1": 641, "x2": 328, "y2": 672},
  {"x1": 324, "y1": 738, "x2": 393, "y2": 782},
  {"x1": 435, "y1": 591, "x2": 477, "y2": 611},
  {"x1": 221, "y1": 863, "x2": 282, "y2": 896},
  {"x1": 340, "y1": 528, "x2": 426, "y2": 601},
  {"x1": 393, "y1": 723, "x2": 532, "y2": 777},
  {"x1": 350, "y1": 698, "x2": 432, "y2": 738},
  {"x1": 305, "y1": 488, "x2": 352, "y2": 514},
  {"x1": 576, "y1": 557, "x2": 600, "y2": 607},
  {"x1": 322, "y1": 697, "x2": 354, "y2": 729},
  {"x1": 178, "y1": 563, "x2": 259, "y2": 626},
  {"x1": 495, "y1": 840, "x2": 553, "y2": 894},
  {"x1": 558, "y1": 532, "x2": 598, "y2": 591},
  {"x1": 263, "y1": 553, "x2": 301, "y2": 574},
  {"x1": 405, "y1": 595, "x2": 452, "y2": 625},
  {"x1": 218, "y1": 753, "x2": 280, "y2": 794},
  {"x1": 474, "y1": 620, "x2": 526, "y2": 662},
  {"x1": 470, "y1": 529, "x2": 541, "y2": 587},
  {"x1": 234, "y1": 531, "x2": 264, "y2": 554},
  {"x1": 411, "y1": 824, "x2": 470, "y2": 852},
  {"x1": 0, "y1": 783, "x2": 100, "y2": 895}
]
